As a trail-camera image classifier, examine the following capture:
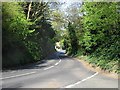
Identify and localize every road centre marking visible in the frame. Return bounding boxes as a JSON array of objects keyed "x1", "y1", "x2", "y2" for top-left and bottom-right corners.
[
  {"x1": 44, "y1": 66, "x2": 54, "y2": 70},
  {"x1": 11, "y1": 71, "x2": 17, "y2": 73},
  {"x1": 55, "y1": 62, "x2": 59, "y2": 65},
  {"x1": 44, "y1": 56, "x2": 61, "y2": 70},
  {"x1": 1, "y1": 72, "x2": 36, "y2": 80},
  {"x1": 55, "y1": 58, "x2": 61, "y2": 66},
  {"x1": 2, "y1": 56, "x2": 62, "y2": 80}
]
